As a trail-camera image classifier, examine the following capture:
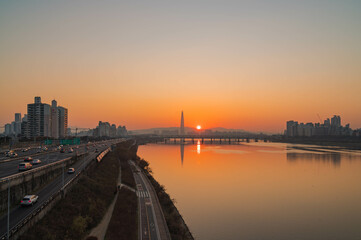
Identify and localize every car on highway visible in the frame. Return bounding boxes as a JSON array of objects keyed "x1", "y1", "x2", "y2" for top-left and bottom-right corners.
[
  {"x1": 31, "y1": 159, "x2": 41, "y2": 165},
  {"x1": 5, "y1": 151, "x2": 13, "y2": 157},
  {"x1": 20, "y1": 195, "x2": 38, "y2": 206},
  {"x1": 36, "y1": 148, "x2": 42, "y2": 153},
  {"x1": 67, "y1": 168, "x2": 75, "y2": 174},
  {"x1": 19, "y1": 162, "x2": 32, "y2": 171},
  {"x1": 10, "y1": 152, "x2": 18, "y2": 158},
  {"x1": 60, "y1": 148, "x2": 65, "y2": 153},
  {"x1": 42, "y1": 147, "x2": 48, "y2": 151},
  {"x1": 22, "y1": 148, "x2": 29, "y2": 152},
  {"x1": 24, "y1": 156, "x2": 33, "y2": 162},
  {"x1": 68, "y1": 148, "x2": 74, "y2": 153}
]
